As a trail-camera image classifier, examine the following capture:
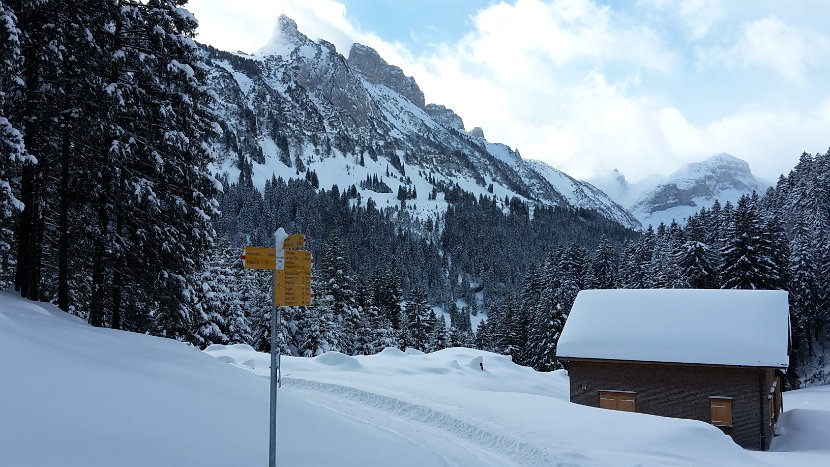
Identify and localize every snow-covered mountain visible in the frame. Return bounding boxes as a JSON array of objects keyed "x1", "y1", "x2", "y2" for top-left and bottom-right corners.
[
  {"x1": 203, "y1": 16, "x2": 640, "y2": 230},
  {"x1": 591, "y1": 154, "x2": 769, "y2": 228}
]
